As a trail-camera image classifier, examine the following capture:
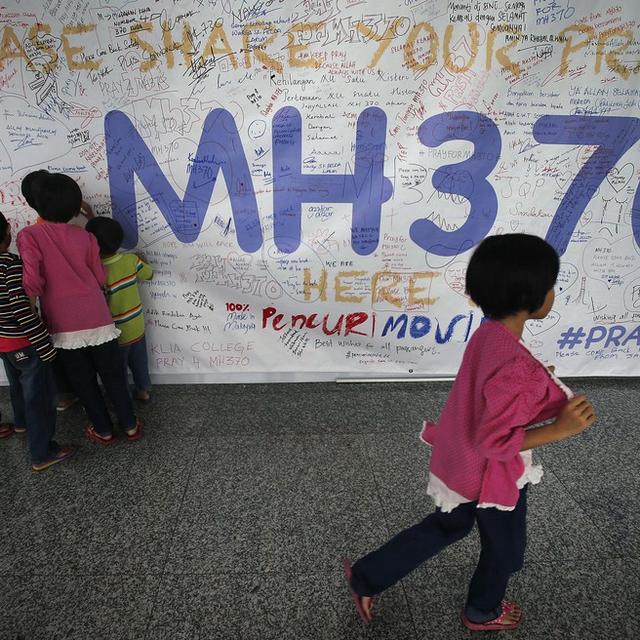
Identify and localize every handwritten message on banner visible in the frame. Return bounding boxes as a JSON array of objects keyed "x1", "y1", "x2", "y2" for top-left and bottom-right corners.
[{"x1": 1, "y1": 0, "x2": 640, "y2": 380}]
